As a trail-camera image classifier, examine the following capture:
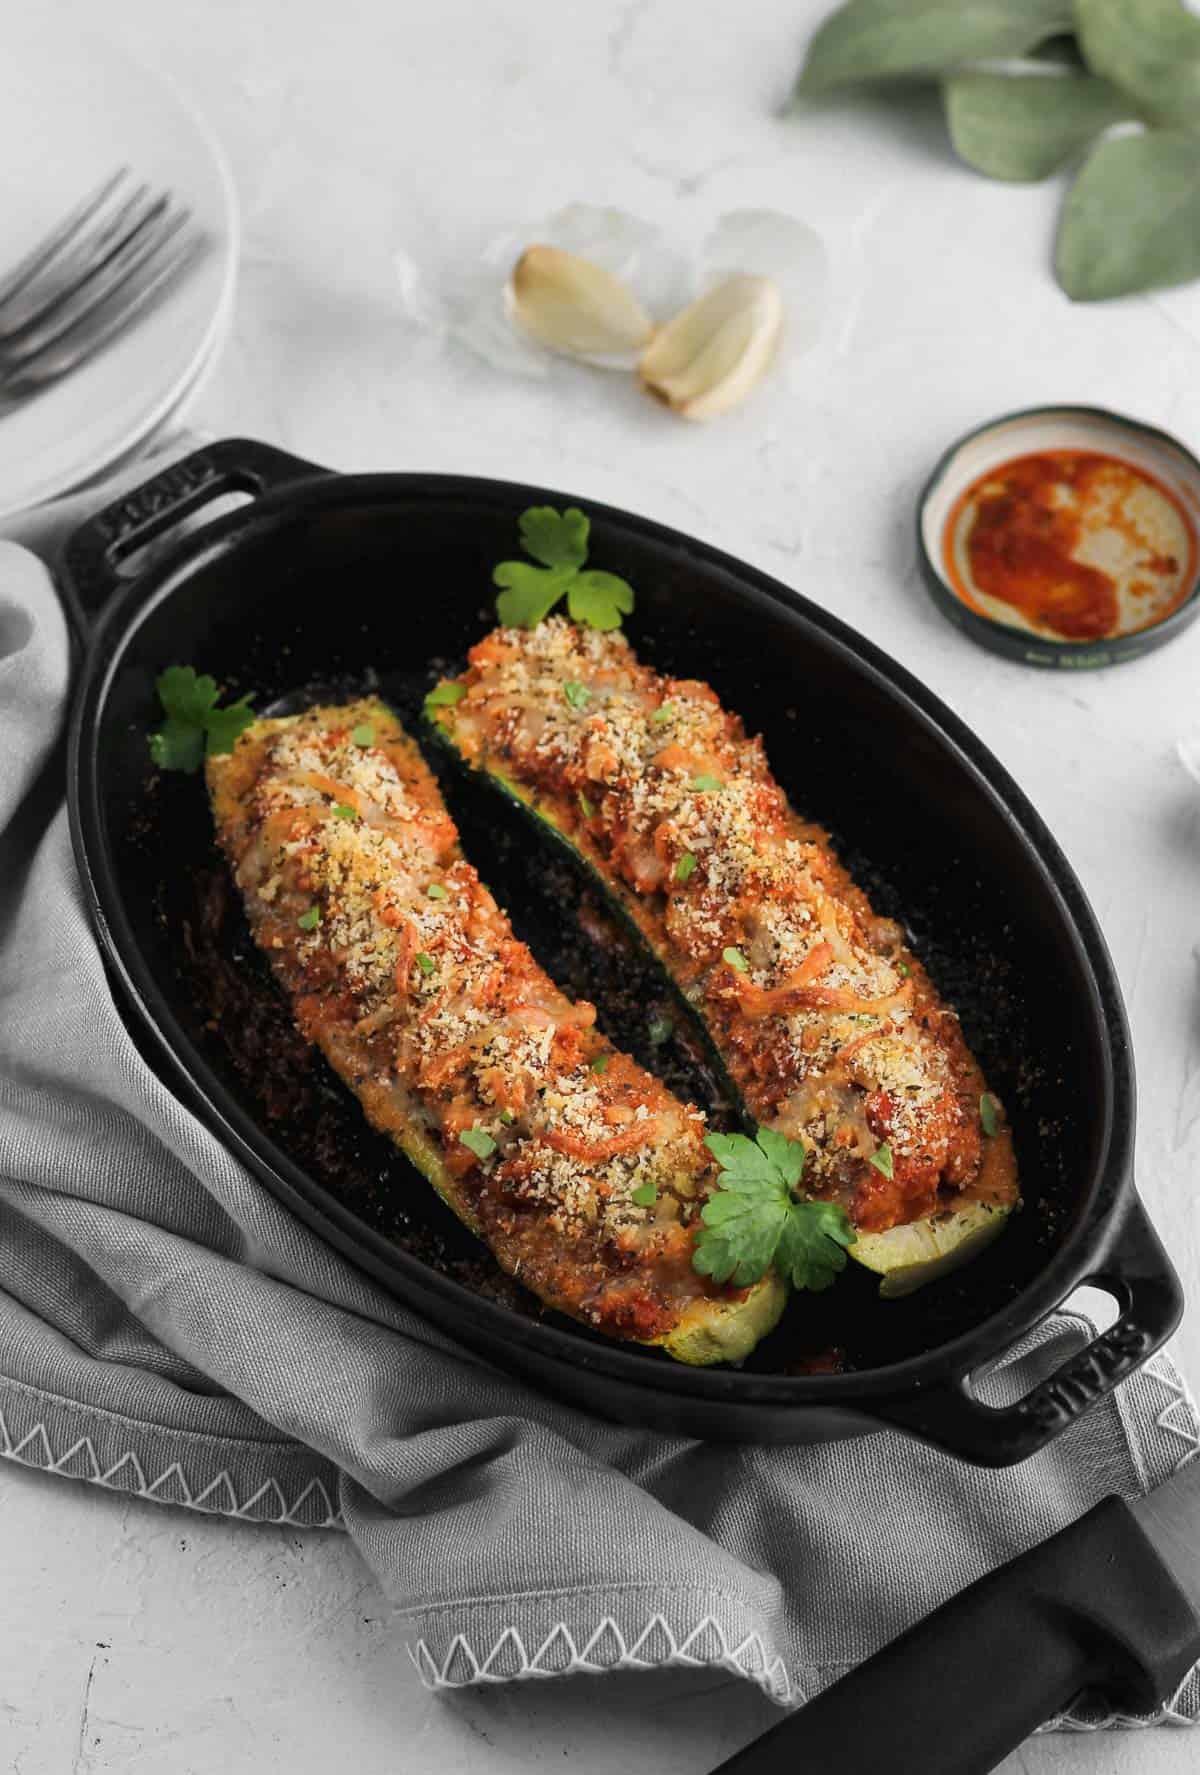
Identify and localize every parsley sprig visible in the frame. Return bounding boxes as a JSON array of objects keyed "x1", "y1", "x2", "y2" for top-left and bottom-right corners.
[
  {"x1": 693, "y1": 1127, "x2": 856, "y2": 1294},
  {"x1": 494, "y1": 506, "x2": 634, "y2": 632},
  {"x1": 148, "y1": 667, "x2": 255, "y2": 773}
]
